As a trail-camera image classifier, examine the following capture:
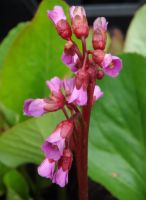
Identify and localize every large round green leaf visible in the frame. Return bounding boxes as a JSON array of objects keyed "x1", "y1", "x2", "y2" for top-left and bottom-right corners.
[
  {"x1": 0, "y1": 0, "x2": 70, "y2": 118},
  {"x1": 124, "y1": 5, "x2": 146, "y2": 57},
  {"x1": 0, "y1": 53, "x2": 146, "y2": 199},
  {"x1": 88, "y1": 53, "x2": 146, "y2": 200}
]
